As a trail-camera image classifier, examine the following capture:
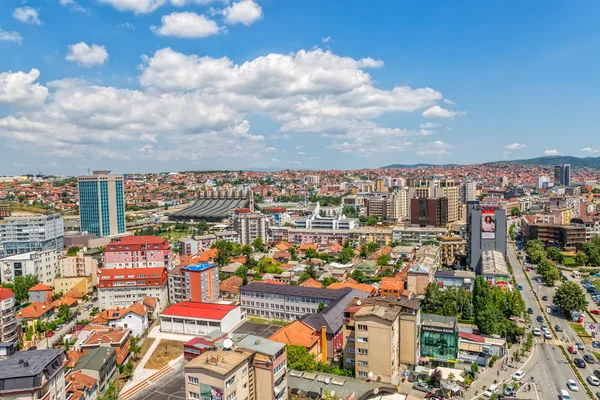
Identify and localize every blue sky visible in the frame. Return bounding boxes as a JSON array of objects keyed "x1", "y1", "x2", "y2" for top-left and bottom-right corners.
[{"x1": 1, "y1": 0, "x2": 600, "y2": 175}]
